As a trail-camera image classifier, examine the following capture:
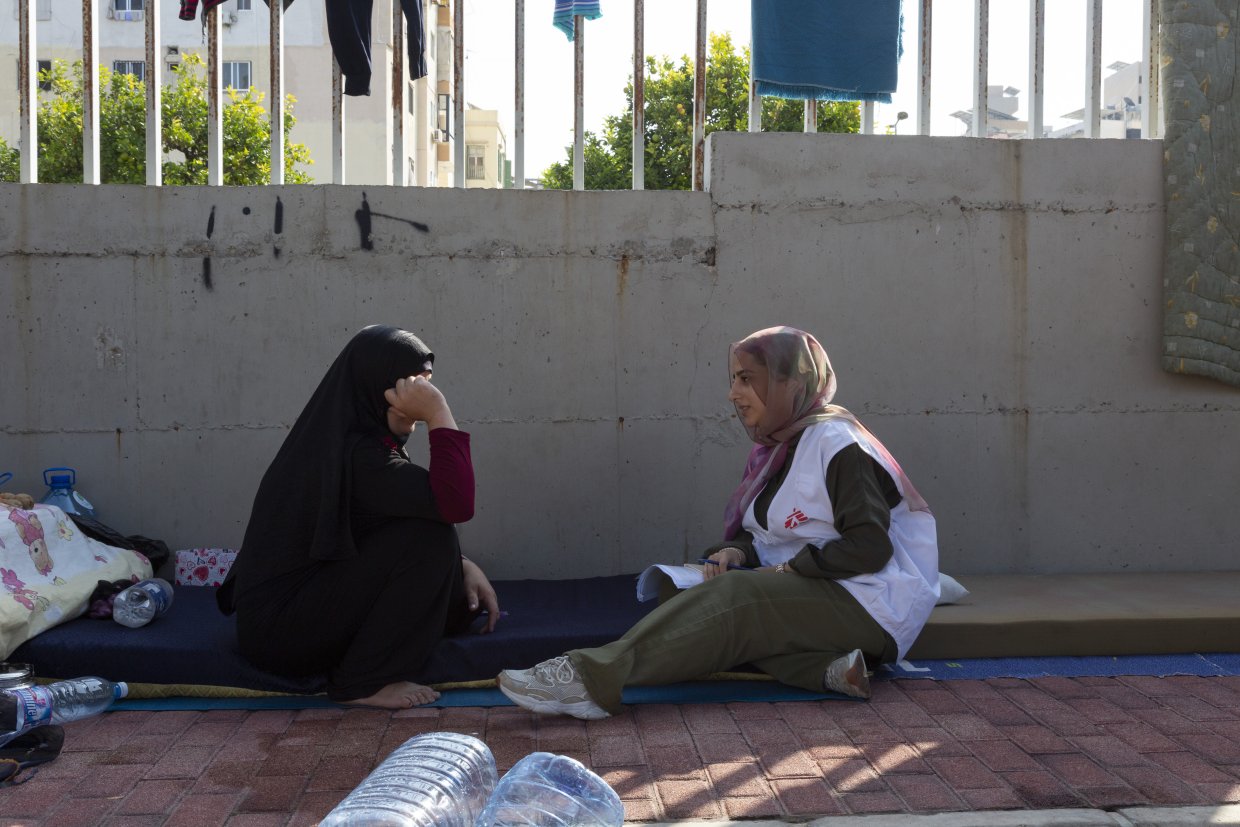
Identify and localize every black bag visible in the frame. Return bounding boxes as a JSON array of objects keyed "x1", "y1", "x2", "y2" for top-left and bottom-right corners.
[{"x1": 67, "y1": 513, "x2": 171, "y2": 574}]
